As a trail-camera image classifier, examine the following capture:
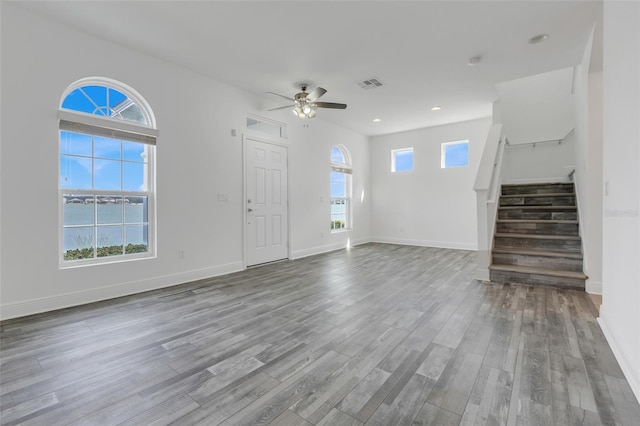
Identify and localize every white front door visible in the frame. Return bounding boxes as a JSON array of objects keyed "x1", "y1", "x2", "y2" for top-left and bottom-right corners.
[{"x1": 244, "y1": 138, "x2": 289, "y2": 266}]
